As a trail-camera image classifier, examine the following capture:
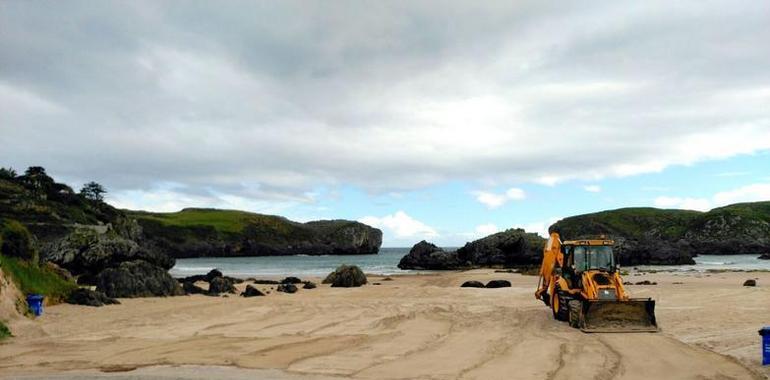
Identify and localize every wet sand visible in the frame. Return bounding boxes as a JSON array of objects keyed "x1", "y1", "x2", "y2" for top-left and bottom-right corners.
[{"x1": 1, "y1": 270, "x2": 768, "y2": 379}]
